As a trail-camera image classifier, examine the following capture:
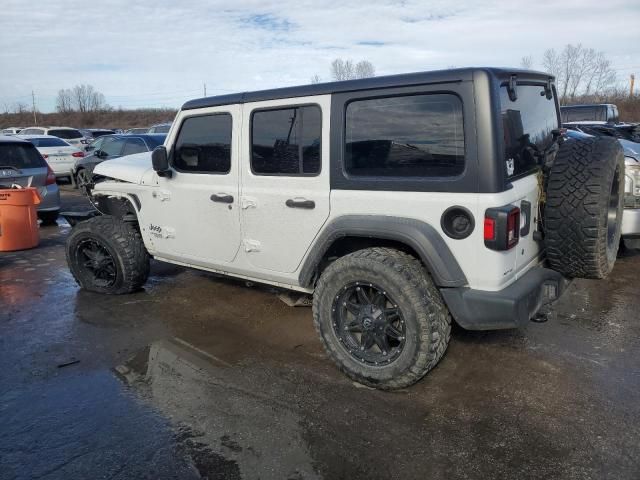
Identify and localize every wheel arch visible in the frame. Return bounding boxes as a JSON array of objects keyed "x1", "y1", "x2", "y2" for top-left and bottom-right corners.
[{"x1": 298, "y1": 215, "x2": 468, "y2": 288}]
